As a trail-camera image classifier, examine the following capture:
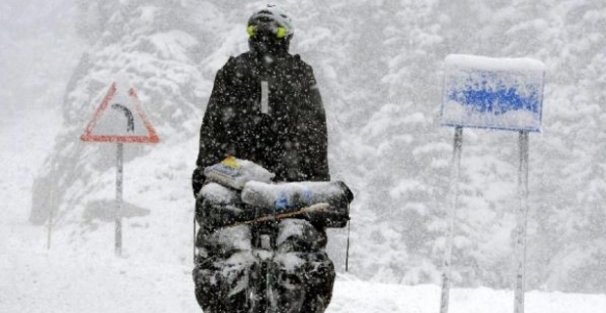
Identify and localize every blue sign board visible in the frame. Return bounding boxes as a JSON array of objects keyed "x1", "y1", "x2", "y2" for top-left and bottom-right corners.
[{"x1": 441, "y1": 55, "x2": 545, "y2": 132}]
